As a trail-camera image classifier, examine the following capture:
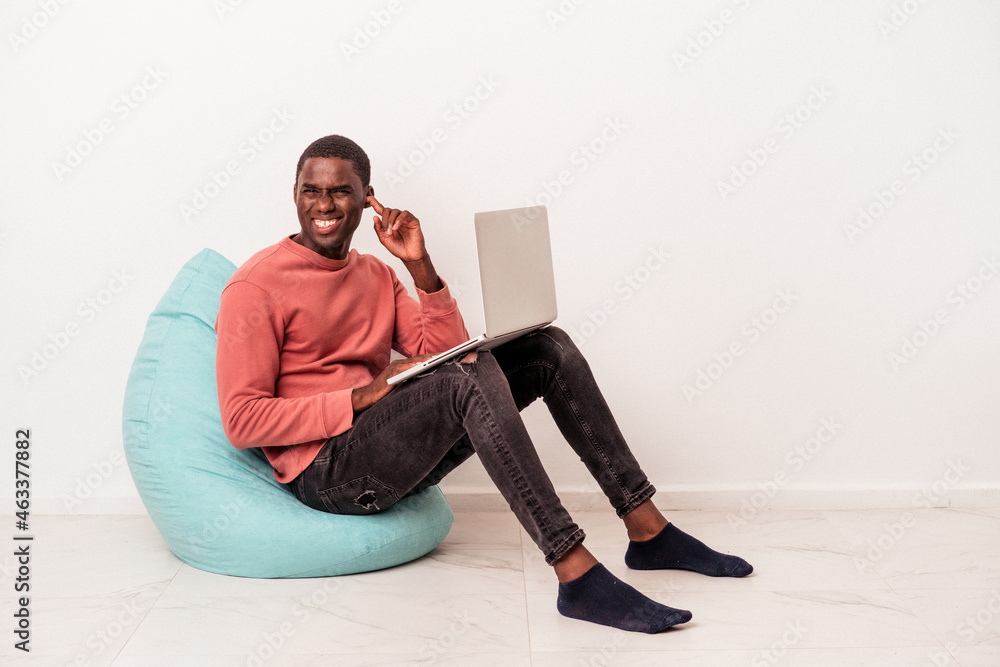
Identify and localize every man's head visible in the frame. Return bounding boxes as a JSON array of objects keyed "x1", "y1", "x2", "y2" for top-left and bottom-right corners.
[
  {"x1": 294, "y1": 134, "x2": 371, "y2": 189},
  {"x1": 291, "y1": 135, "x2": 375, "y2": 261}
]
